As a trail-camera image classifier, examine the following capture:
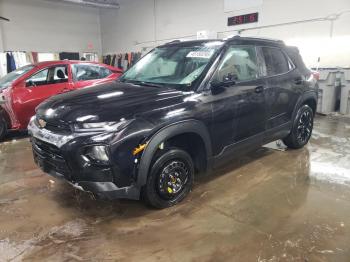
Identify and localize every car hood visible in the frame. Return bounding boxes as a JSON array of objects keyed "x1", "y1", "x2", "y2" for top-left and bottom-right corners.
[{"x1": 36, "y1": 81, "x2": 191, "y2": 124}]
